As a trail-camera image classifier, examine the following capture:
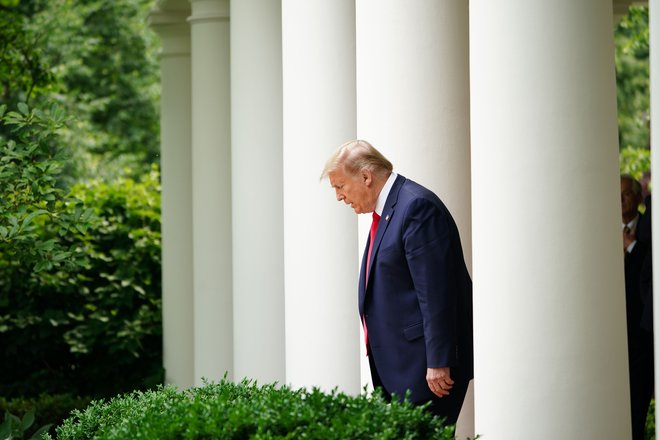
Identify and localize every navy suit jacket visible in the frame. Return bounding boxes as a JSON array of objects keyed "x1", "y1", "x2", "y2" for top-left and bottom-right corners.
[{"x1": 359, "y1": 175, "x2": 474, "y2": 404}]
